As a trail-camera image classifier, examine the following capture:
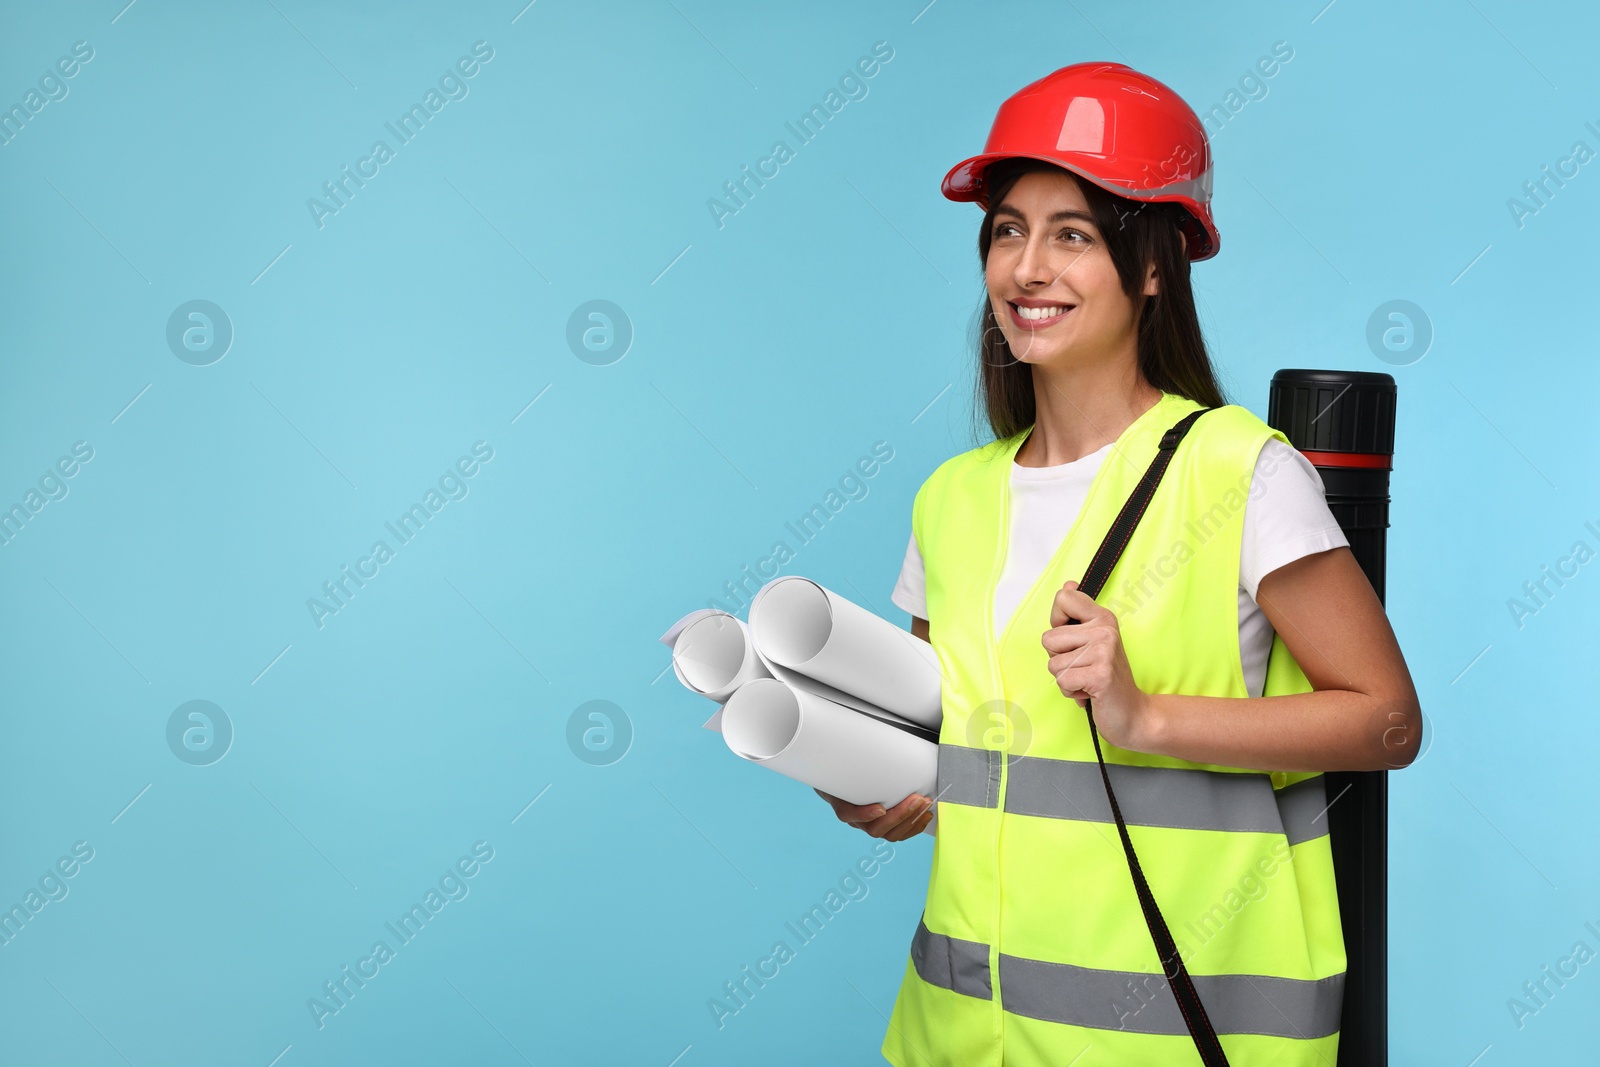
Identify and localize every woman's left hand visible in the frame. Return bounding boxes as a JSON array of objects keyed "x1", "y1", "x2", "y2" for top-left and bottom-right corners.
[{"x1": 1042, "y1": 580, "x2": 1156, "y2": 750}]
